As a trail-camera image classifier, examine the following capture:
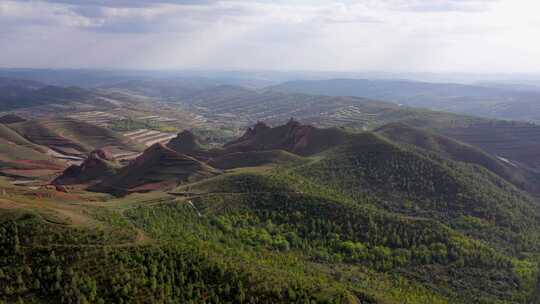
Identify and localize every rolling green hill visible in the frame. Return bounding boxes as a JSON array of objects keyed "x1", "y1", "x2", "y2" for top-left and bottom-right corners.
[
  {"x1": 4, "y1": 120, "x2": 540, "y2": 303},
  {"x1": 428, "y1": 120, "x2": 540, "y2": 171},
  {"x1": 182, "y1": 170, "x2": 537, "y2": 303},
  {"x1": 375, "y1": 123, "x2": 540, "y2": 195},
  {"x1": 208, "y1": 150, "x2": 303, "y2": 169},
  {"x1": 295, "y1": 132, "x2": 540, "y2": 252}
]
